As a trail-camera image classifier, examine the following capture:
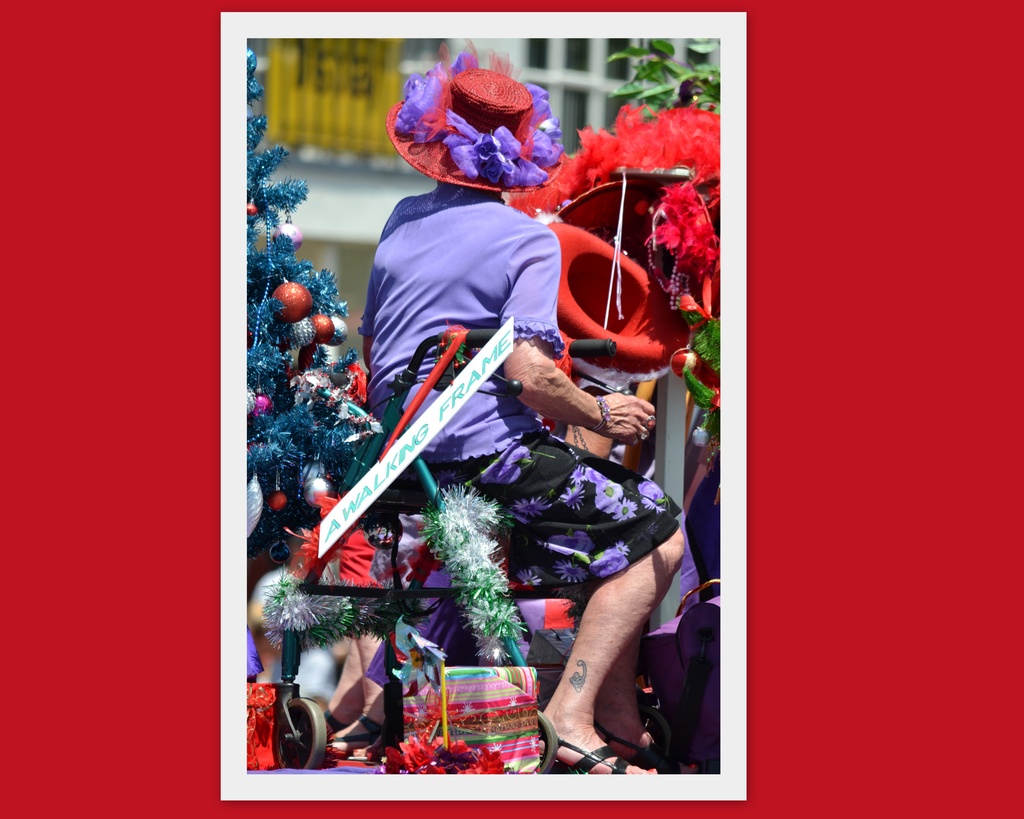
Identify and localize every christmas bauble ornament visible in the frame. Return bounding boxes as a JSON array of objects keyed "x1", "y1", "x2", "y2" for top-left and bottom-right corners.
[
  {"x1": 246, "y1": 388, "x2": 256, "y2": 415},
  {"x1": 330, "y1": 316, "x2": 348, "y2": 345},
  {"x1": 300, "y1": 459, "x2": 326, "y2": 485},
  {"x1": 266, "y1": 490, "x2": 287, "y2": 511},
  {"x1": 363, "y1": 513, "x2": 403, "y2": 550},
  {"x1": 303, "y1": 476, "x2": 335, "y2": 507},
  {"x1": 291, "y1": 317, "x2": 315, "y2": 347},
  {"x1": 247, "y1": 48, "x2": 256, "y2": 72},
  {"x1": 246, "y1": 202, "x2": 258, "y2": 217},
  {"x1": 252, "y1": 393, "x2": 273, "y2": 416},
  {"x1": 272, "y1": 282, "x2": 313, "y2": 323},
  {"x1": 268, "y1": 540, "x2": 291, "y2": 564},
  {"x1": 692, "y1": 427, "x2": 710, "y2": 448},
  {"x1": 272, "y1": 221, "x2": 303, "y2": 251},
  {"x1": 311, "y1": 314, "x2": 335, "y2": 344},
  {"x1": 246, "y1": 475, "x2": 263, "y2": 537},
  {"x1": 670, "y1": 348, "x2": 690, "y2": 379}
]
